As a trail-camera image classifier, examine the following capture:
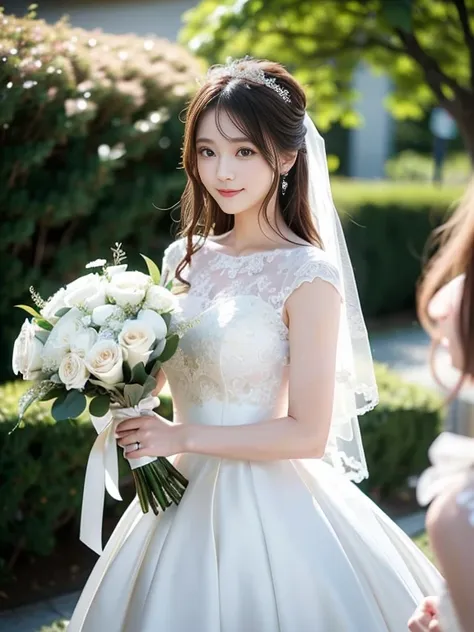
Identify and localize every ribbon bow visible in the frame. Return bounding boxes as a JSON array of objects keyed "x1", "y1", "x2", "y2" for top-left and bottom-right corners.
[
  {"x1": 417, "y1": 431, "x2": 474, "y2": 507},
  {"x1": 80, "y1": 395, "x2": 159, "y2": 555}
]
